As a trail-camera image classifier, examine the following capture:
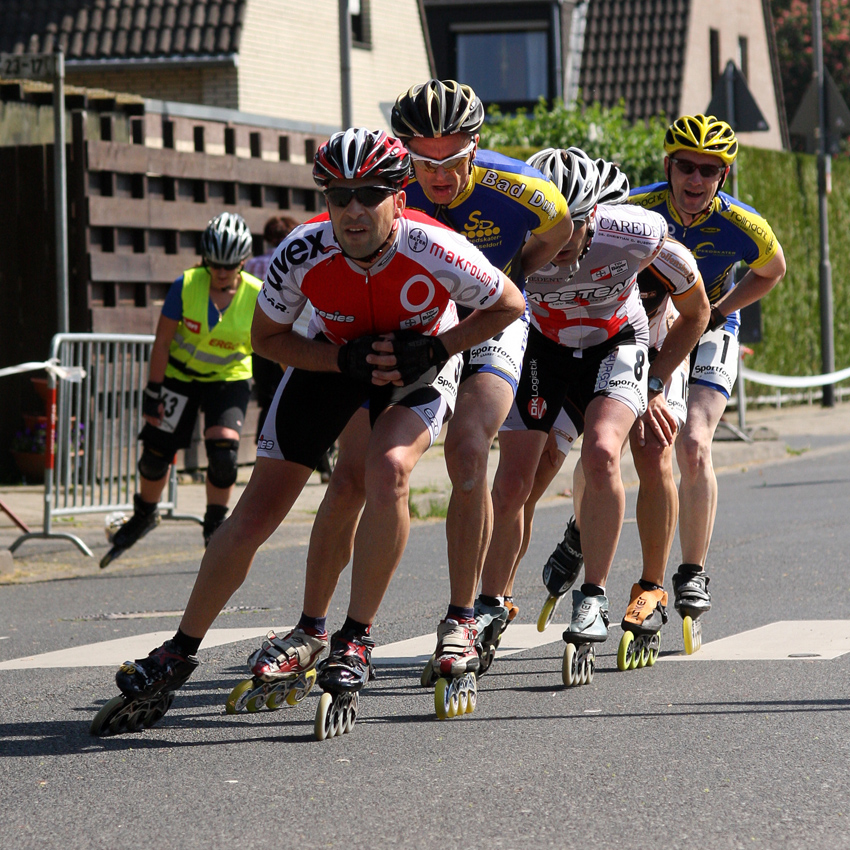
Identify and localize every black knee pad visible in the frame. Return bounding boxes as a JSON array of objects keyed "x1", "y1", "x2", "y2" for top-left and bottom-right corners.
[
  {"x1": 138, "y1": 445, "x2": 171, "y2": 481},
  {"x1": 205, "y1": 438, "x2": 239, "y2": 488}
]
